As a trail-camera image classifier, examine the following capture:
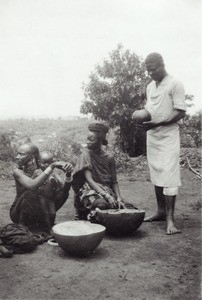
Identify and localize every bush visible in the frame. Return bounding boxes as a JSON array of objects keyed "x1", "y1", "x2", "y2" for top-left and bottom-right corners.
[
  {"x1": 180, "y1": 112, "x2": 201, "y2": 148},
  {"x1": 0, "y1": 133, "x2": 15, "y2": 161},
  {"x1": 0, "y1": 161, "x2": 15, "y2": 179},
  {"x1": 41, "y1": 137, "x2": 83, "y2": 166},
  {"x1": 180, "y1": 148, "x2": 201, "y2": 171}
]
